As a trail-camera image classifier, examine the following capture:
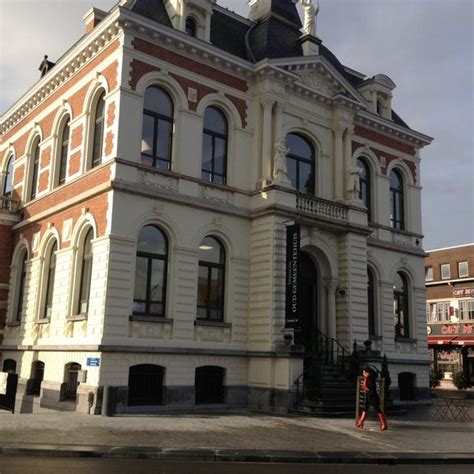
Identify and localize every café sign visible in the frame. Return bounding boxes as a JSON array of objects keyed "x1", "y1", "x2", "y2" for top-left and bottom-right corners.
[
  {"x1": 453, "y1": 287, "x2": 474, "y2": 297},
  {"x1": 428, "y1": 323, "x2": 473, "y2": 336}
]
